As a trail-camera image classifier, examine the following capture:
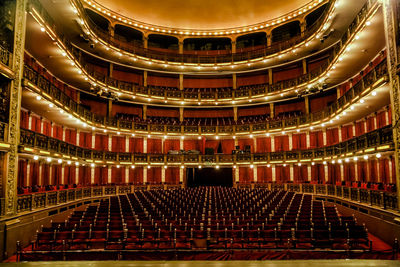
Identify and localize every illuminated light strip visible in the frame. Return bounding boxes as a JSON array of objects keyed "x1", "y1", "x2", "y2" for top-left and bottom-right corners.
[
  {"x1": 300, "y1": 159, "x2": 312, "y2": 162},
  {"x1": 94, "y1": 160, "x2": 103, "y2": 163},
  {"x1": 0, "y1": 143, "x2": 10, "y2": 149},
  {"x1": 23, "y1": 147, "x2": 34, "y2": 152},
  {"x1": 270, "y1": 161, "x2": 283, "y2": 164},
  {"x1": 377, "y1": 145, "x2": 390, "y2": 150},
  {"x1": 62, "y1": 155, "x2": 71, "y2": 158},
  {"x1": 345, "y1": 152, "x2": 353, "y2": 156},
  {"x1": 285, "y1": 160, "x2": 298, "y2": 163},
  {"x1": 39, "y1": 150, "x2": 50, "y2": 155},
  {"x1": 364, "y1": 148, "x2": 375, "y2": 153},
  {"x1": 120, "y1": 162, "x2": 132, "y2": 165},
  {"x1": 106, "y1": 161, "x2": 115, "y2": 164},
  {"x1": 71, "y1": 157, "x2": 78, "y2": 160}
]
